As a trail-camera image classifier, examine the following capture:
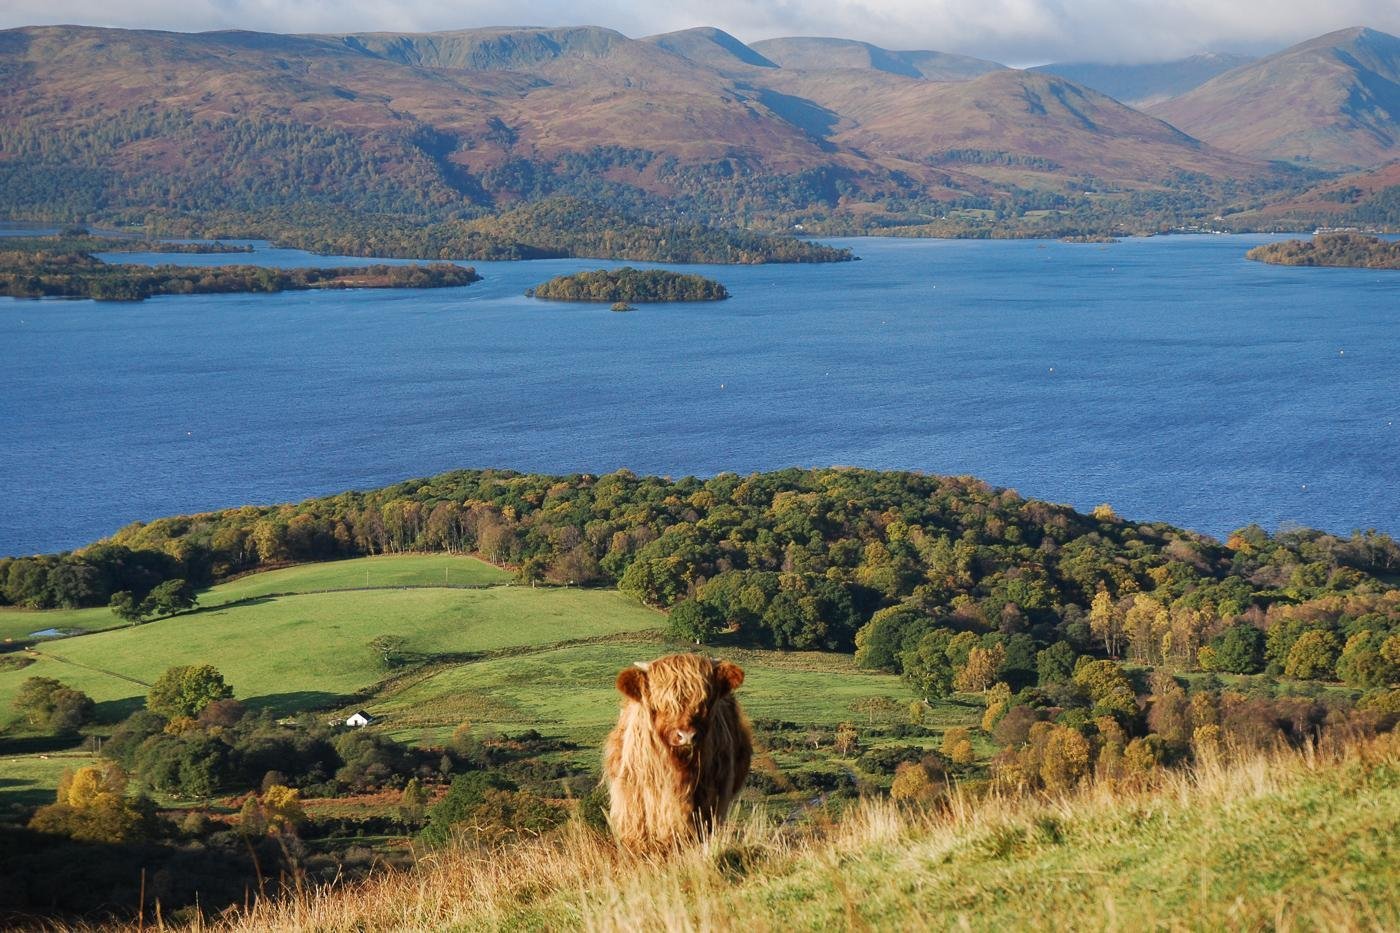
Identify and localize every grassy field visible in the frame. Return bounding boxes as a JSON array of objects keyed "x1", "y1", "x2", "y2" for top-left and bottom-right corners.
[
  {"x1": 376, "y1": 640, "x2": 957, "y2": 747},
  {"x1": 0, "y1": 555, "x2": 983, "y2": 812},
  {"x1": 174, "y1": 734, "x2": 1400, "y2": 932},
  {"x1": 0, "y1": 751, "x2": 100, "y2": 815},
  {"x1": 204, "y1": 554, "x2": 510, "y2": 603},
  {"x1": 0, "y1": 587, "x2": 664, "y2": 724},
  {"x1": 0, "y1": 605, "x2": 118, "y2": 643},
  {"x1": 0, "y1": 554, "x2": 510, "y2": 646}
]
